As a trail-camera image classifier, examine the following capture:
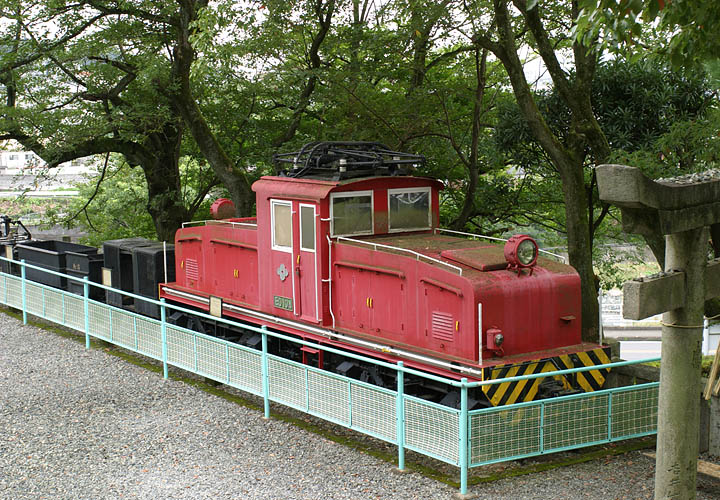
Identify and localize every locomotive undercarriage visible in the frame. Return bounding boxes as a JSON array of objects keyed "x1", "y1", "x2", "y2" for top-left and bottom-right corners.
[
  {"x1": 165, "y1": 306, "x2": 496, "y2": 409},
  {"x1": 165, "y1": 305, "x2": 605, "y2": 411}
]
